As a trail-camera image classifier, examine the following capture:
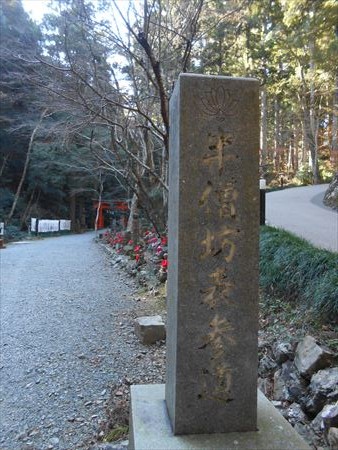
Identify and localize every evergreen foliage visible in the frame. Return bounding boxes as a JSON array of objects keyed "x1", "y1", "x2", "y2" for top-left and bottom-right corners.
[{"x1": 1, "y1": 0, "x2": 337, "y2": 231}]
